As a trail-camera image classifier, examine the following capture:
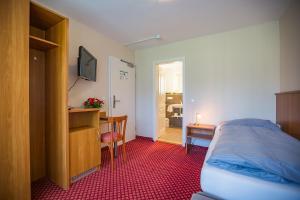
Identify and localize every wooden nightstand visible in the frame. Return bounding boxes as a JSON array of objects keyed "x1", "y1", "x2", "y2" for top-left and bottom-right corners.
[{"x1": 186, "y1": 123, "x2": 216, "y2": 153}]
